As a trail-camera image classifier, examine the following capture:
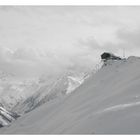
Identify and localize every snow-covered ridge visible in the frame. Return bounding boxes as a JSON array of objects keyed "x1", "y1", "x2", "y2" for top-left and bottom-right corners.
[
  {"x1": 13, "y1": 72, "x2": 86, "y2": 114},
  {"x1": 66, "y1": 75, "x2": 85, "y2": 94},
  {"x1": 0, "y1": 70, "x2": 87, "y2": 115},
  {"x1": 1, "y1": 56, "x2": 140, "y2": 134},
  {"x1": 0, "y1": 69, "x2": 87, "y2": 126}
]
